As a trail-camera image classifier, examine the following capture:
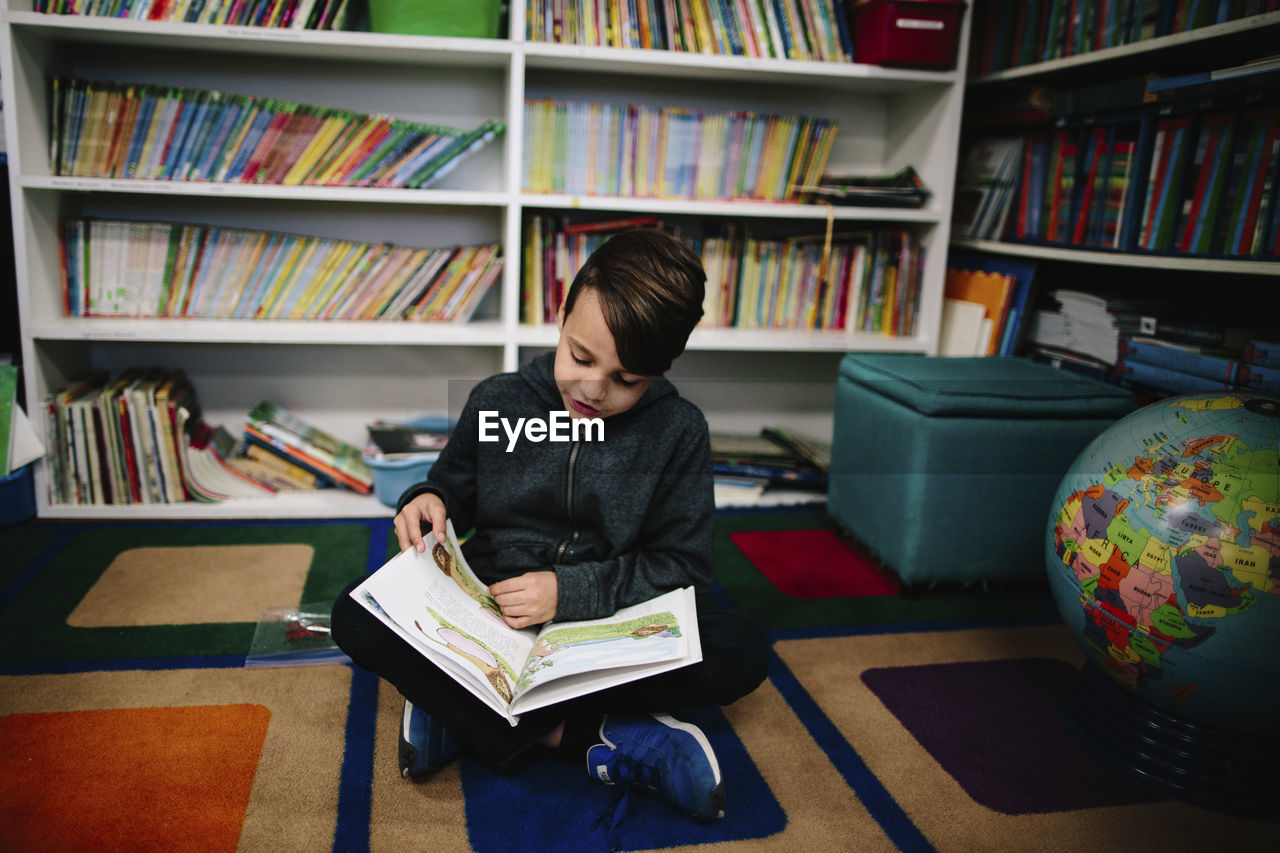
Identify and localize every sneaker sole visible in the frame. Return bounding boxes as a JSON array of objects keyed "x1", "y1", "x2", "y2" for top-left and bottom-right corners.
[{"x1": 399, "y1": 700, "x2": 417, "y2": 779}]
